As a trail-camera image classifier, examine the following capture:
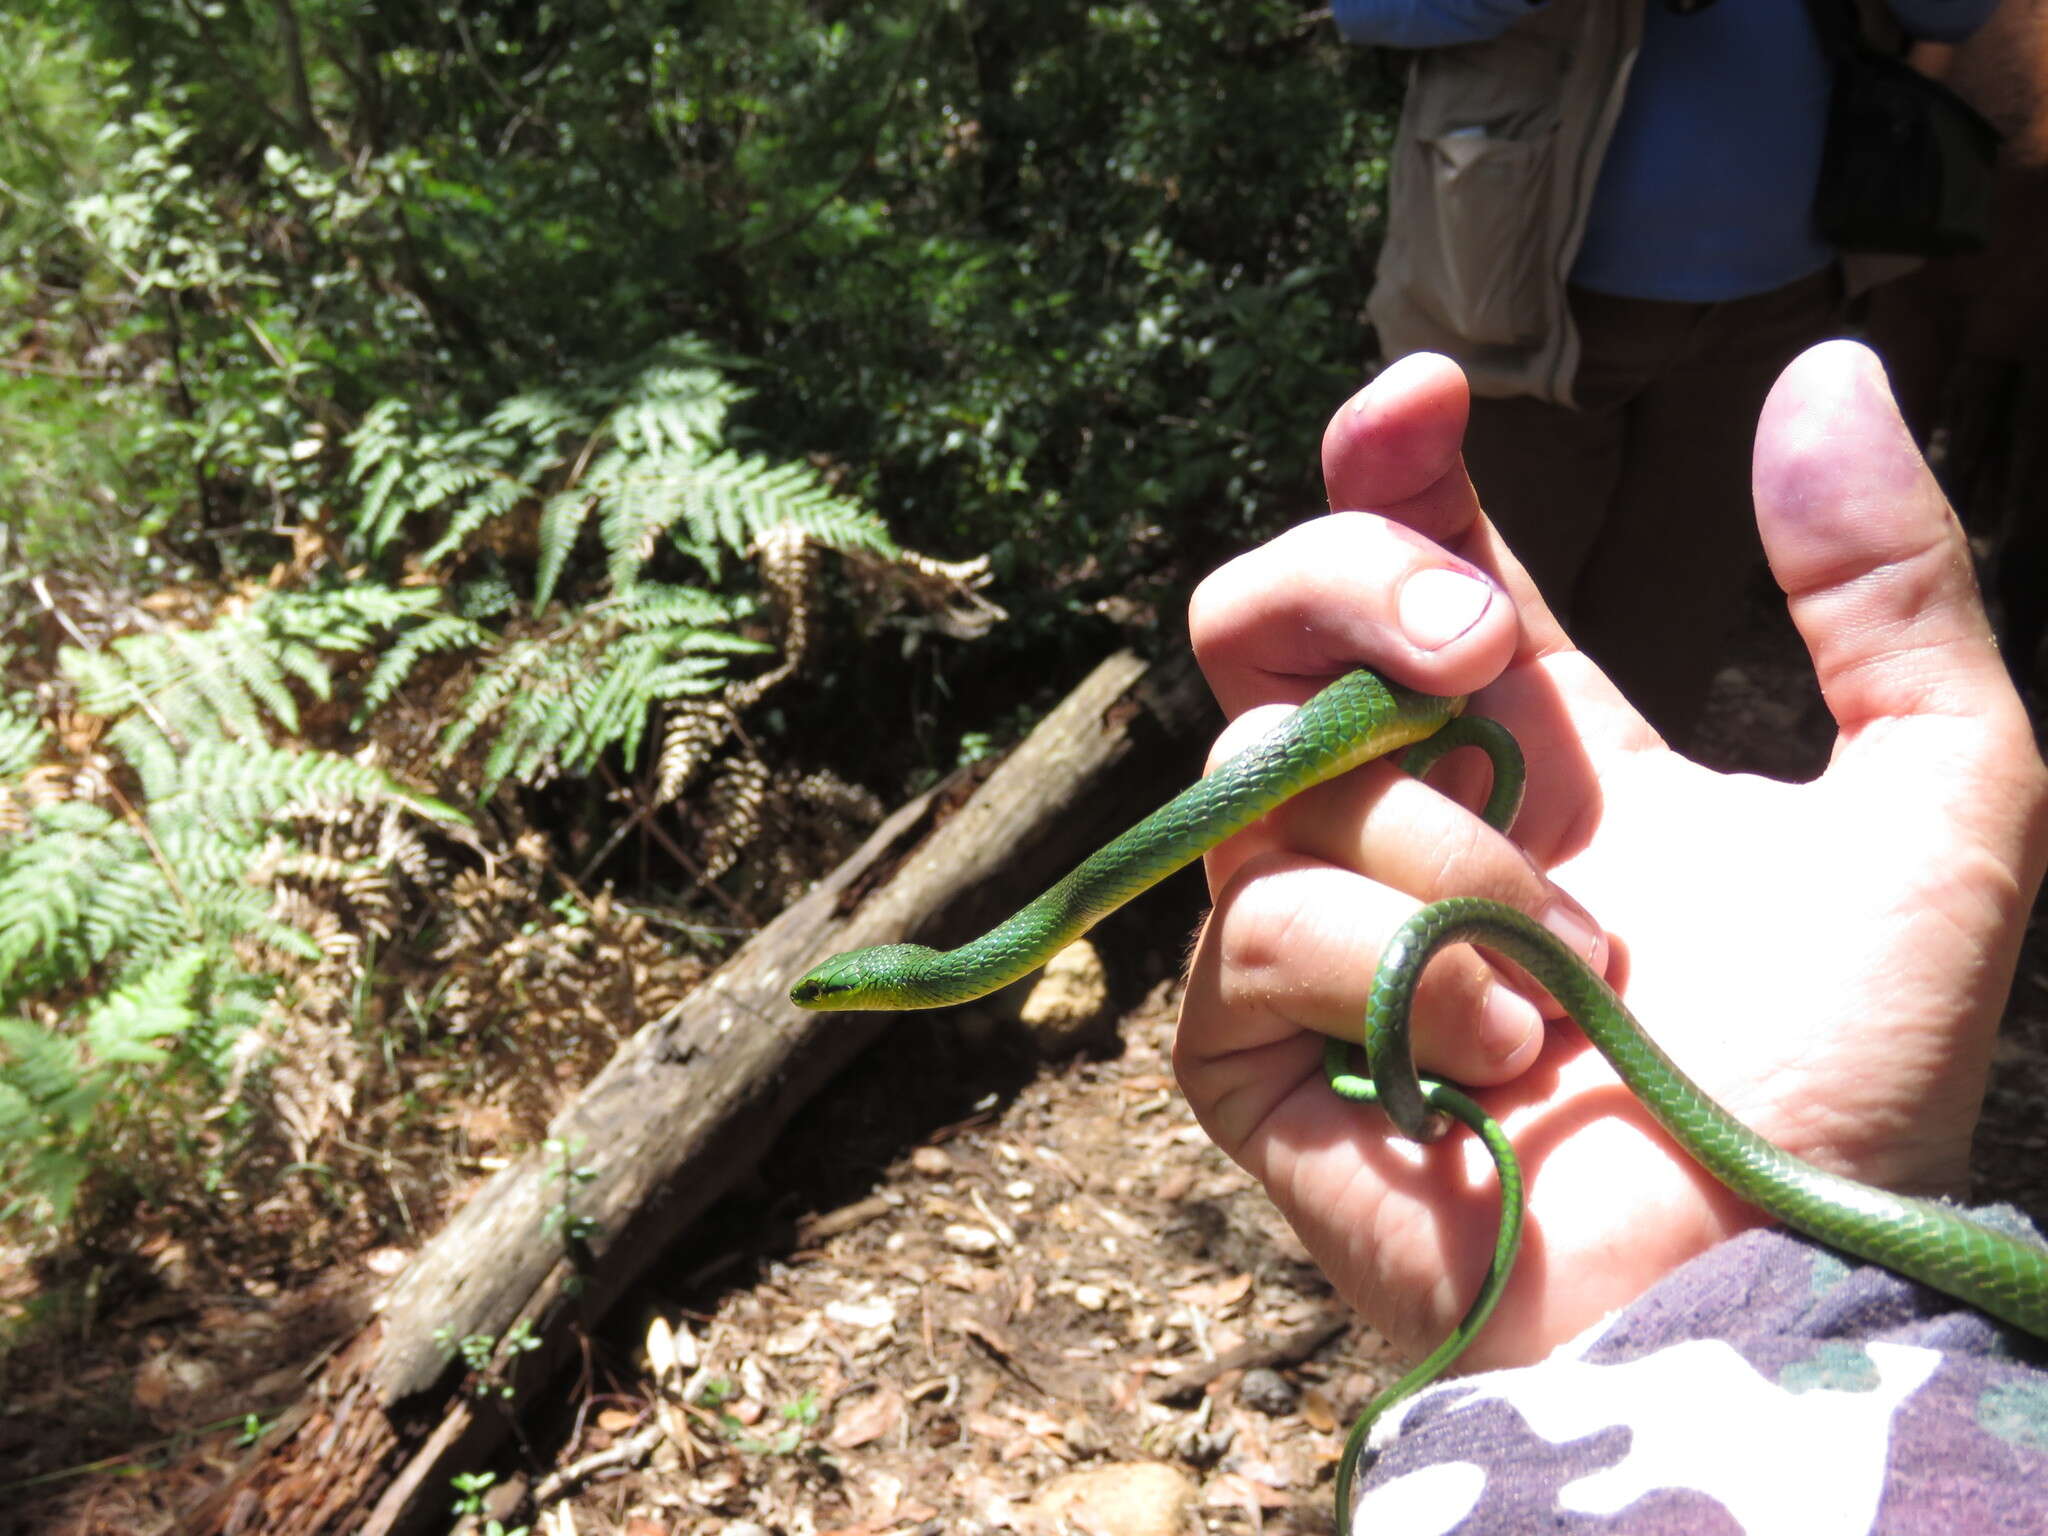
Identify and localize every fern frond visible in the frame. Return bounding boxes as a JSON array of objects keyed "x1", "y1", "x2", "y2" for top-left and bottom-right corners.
[
  {"x1": 486, "y1": 386, "x2": 595, "y2": 450},
  {"x1": 554, "y1": 637, "x2": 669, "y2": 771},
  {"x1": 655, "y1": 704, "x2": 733, "y2": 805},
  {"x1": 344, "y1": 397, "x2": 419, "y2": 556},
  {"x1": 263, "y1": 585, "x2": 445, "y2": 654},
  {"x1": 0, "y1": 1075, "x2": 37, "y2": 1143},
  {"x1": 608, "y1": 582, "x2": 740, "y2": 631},
  {"x1": 471, "y1": 651, "x2": 586, "y2": 790},
  {"x1": 605, "y1": 366, "x2": 743, "y2": 457},
  {"x1": 182, "y1": 621, "x2": 301, "y2": 734},
  {"x1": 0, "y1": 802, "x2": 146, "y2": 997},
  {"x1": 599, "y1": 446, "x2": 895, "y2": 589},
  {"x1": 420, "y1": 473, "x2": 529, "y2": 567},
  {"x1": 0, "y1": 1019, "x2": 87, "y2": 1114},
  {"x1": 82, "y1": 948, "x2": 206, "y2": 1066},
  {"x1": 353, "y1": 612, "x2": 494, "y2": 724},
  {"x1": 441, "y1": 637, "x2": 553, "y2": 761},
  {"x1": 445, "y1": 603, "x2": 769, "y2": 793},
  {"x1": 756, "y1": 494, "x2": 903, "y2": 561},
  {"x1": 409, "y1": 457, "x2": 502, "y2": 512},
  {"x1": 645, "y1": 650, "x2": 758, "y2": 697},
  {"x1": 105, "y1": 712, "x2": 181, "y2": 791},
  {"x1": 533, "y1": 487, "x2": 599, "y2": 608},
  {"x1": 0, "y1": 705, "x2": 48, "y2": 784},
  {"x1": 454, "y1": 573, "x2": 519, "y2": 620},
  {"x1": 146, "y1": 740, "x2": 462, "y2": 827},
  {"x1": 63, "y1": 586, "x2": 439, "y2": 758},
  {"x1": 79, "y1": 855, "x2": 188, "y2": 975}
]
